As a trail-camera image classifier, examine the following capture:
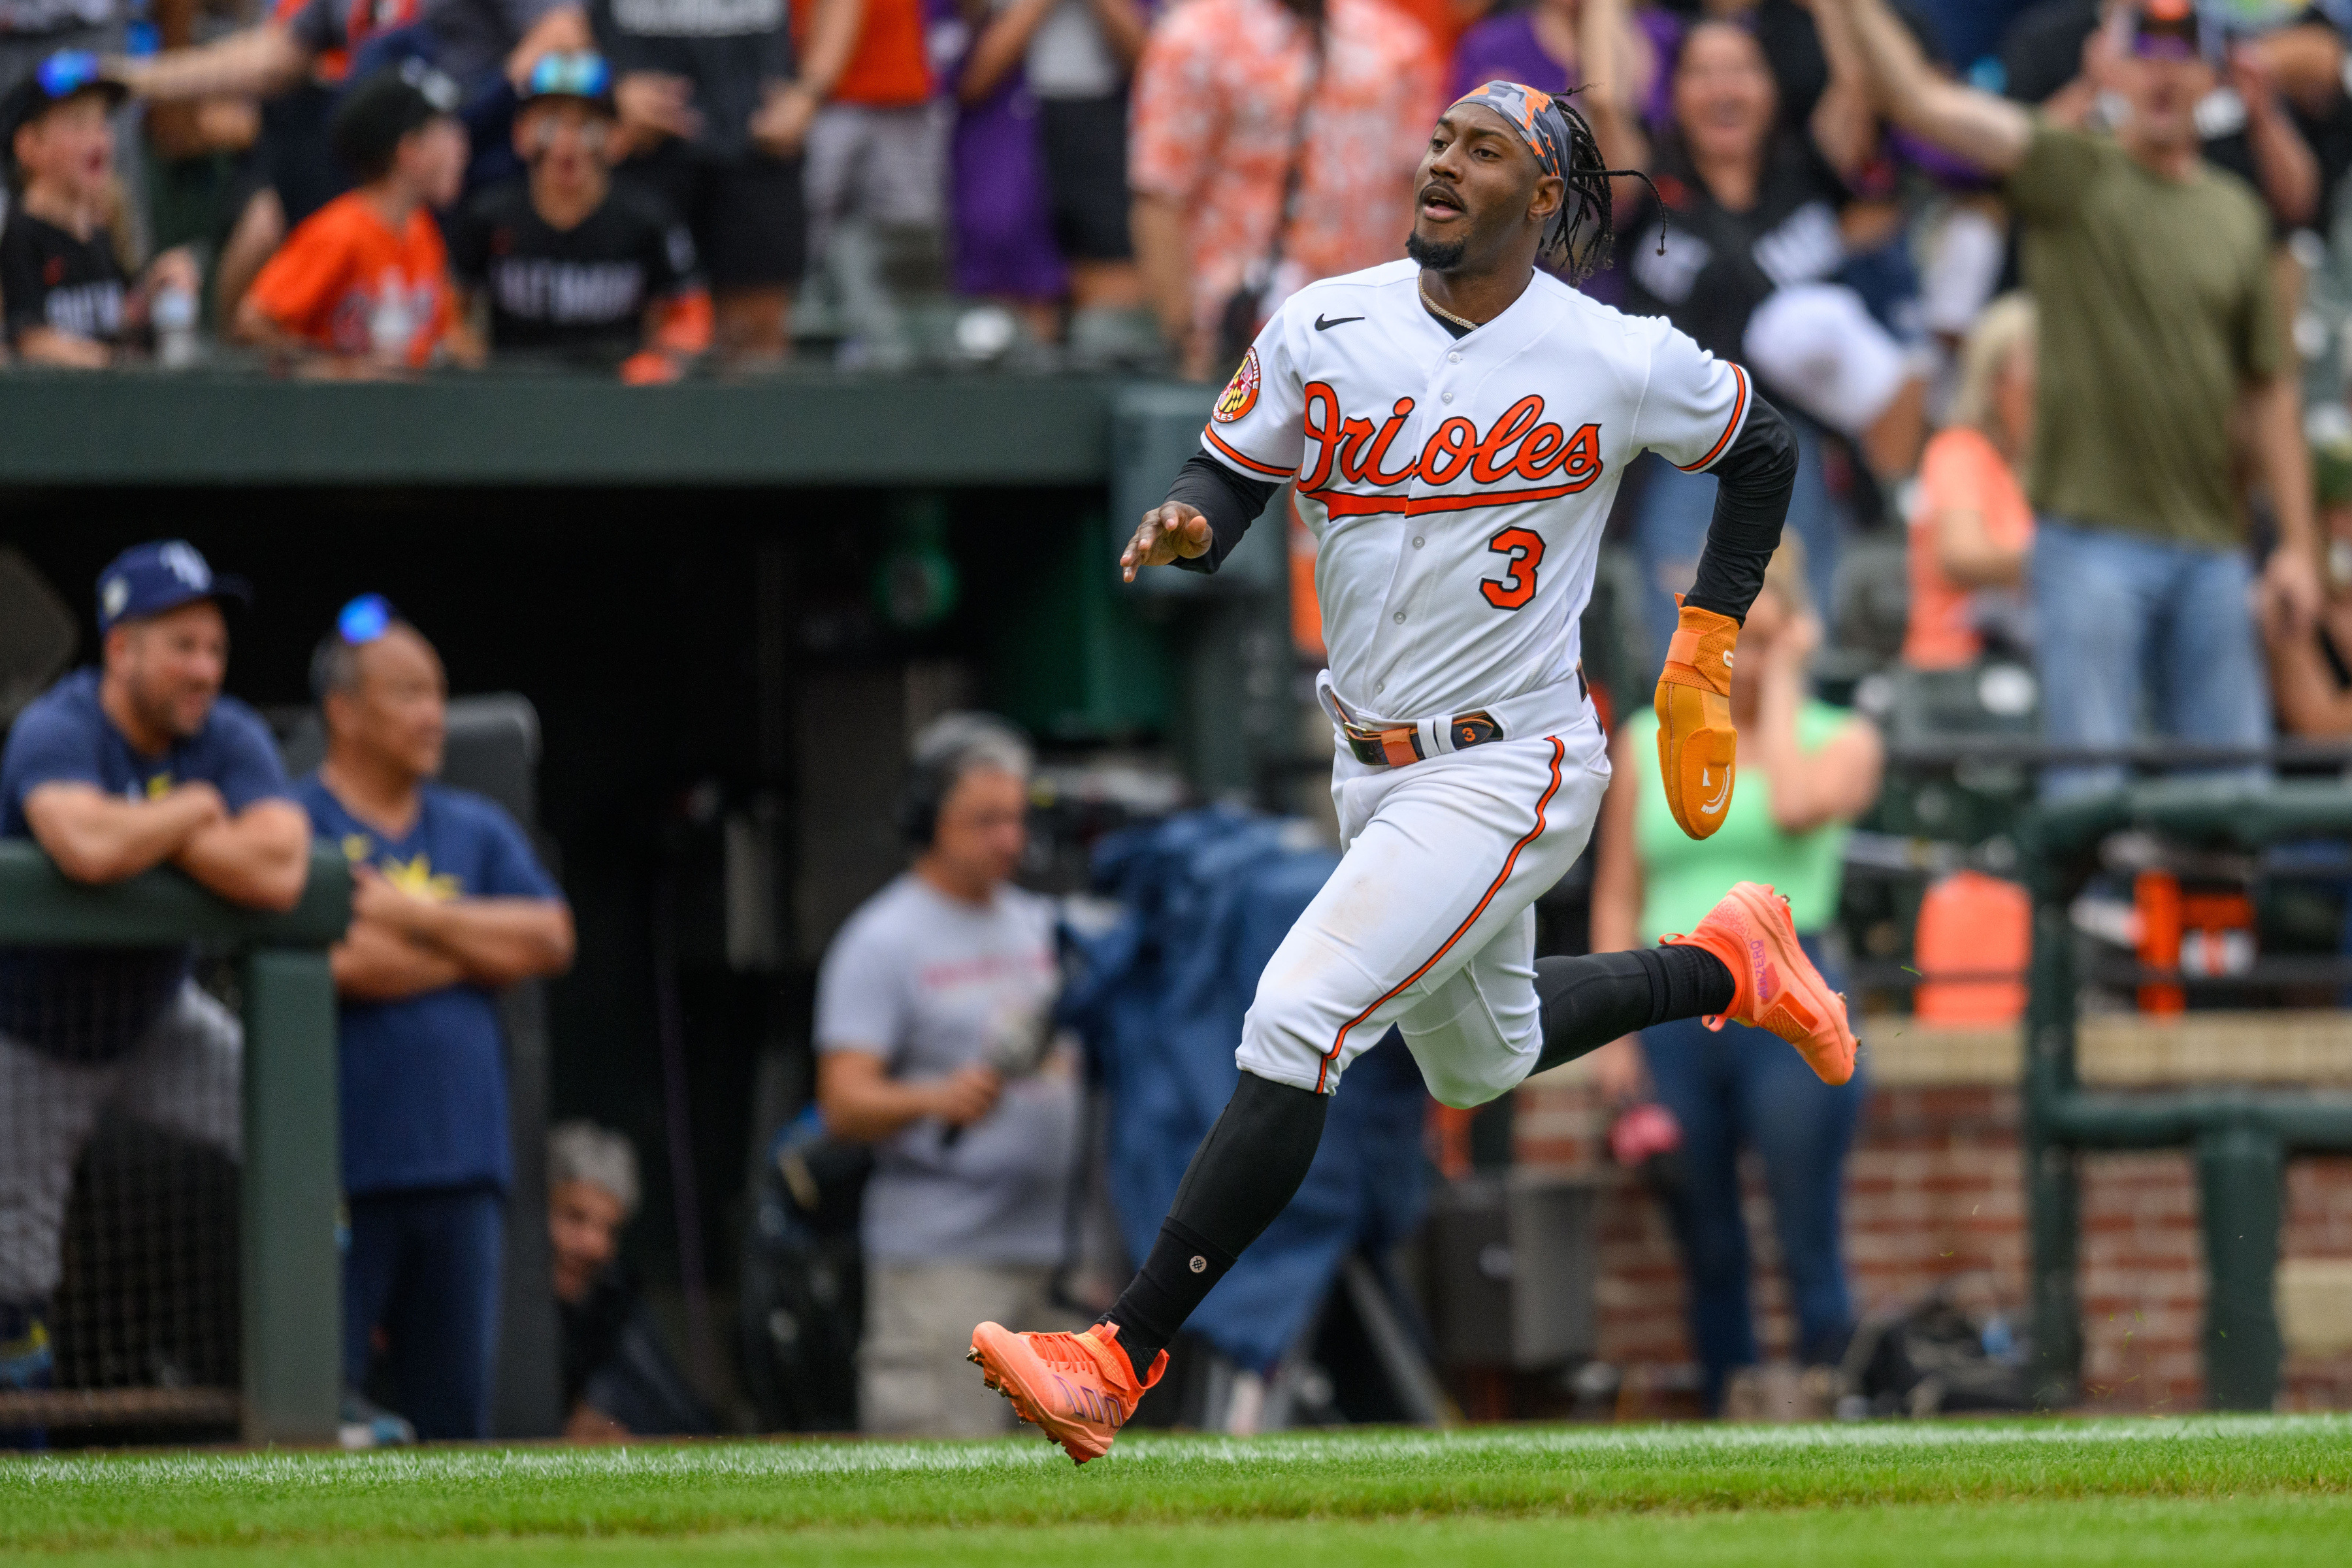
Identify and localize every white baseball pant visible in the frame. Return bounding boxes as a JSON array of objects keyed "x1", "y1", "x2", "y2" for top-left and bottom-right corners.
[{"x1": 1235, "y1": 719, "x2": 1611, "y2": 1107}]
